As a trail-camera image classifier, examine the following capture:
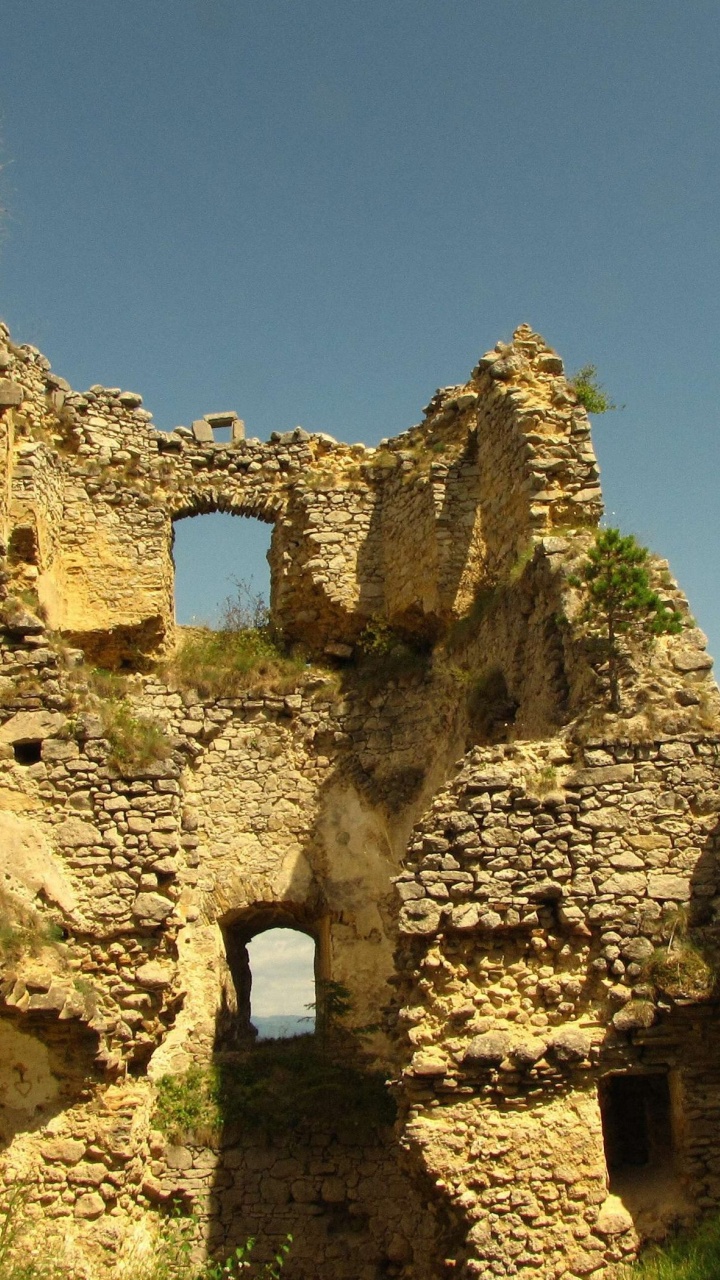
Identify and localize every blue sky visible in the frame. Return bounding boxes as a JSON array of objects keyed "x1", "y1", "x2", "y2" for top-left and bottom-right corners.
[{"x1": 1, "y1": 2, "x2": 719, "y2": 648}]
